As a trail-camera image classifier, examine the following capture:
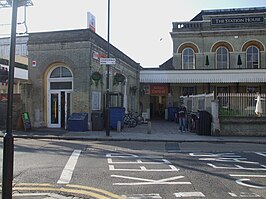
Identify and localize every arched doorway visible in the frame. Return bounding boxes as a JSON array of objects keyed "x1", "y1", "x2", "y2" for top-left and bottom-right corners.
[{"x1": 47, "y1": 66, "x2": 73, "y2": 128}]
